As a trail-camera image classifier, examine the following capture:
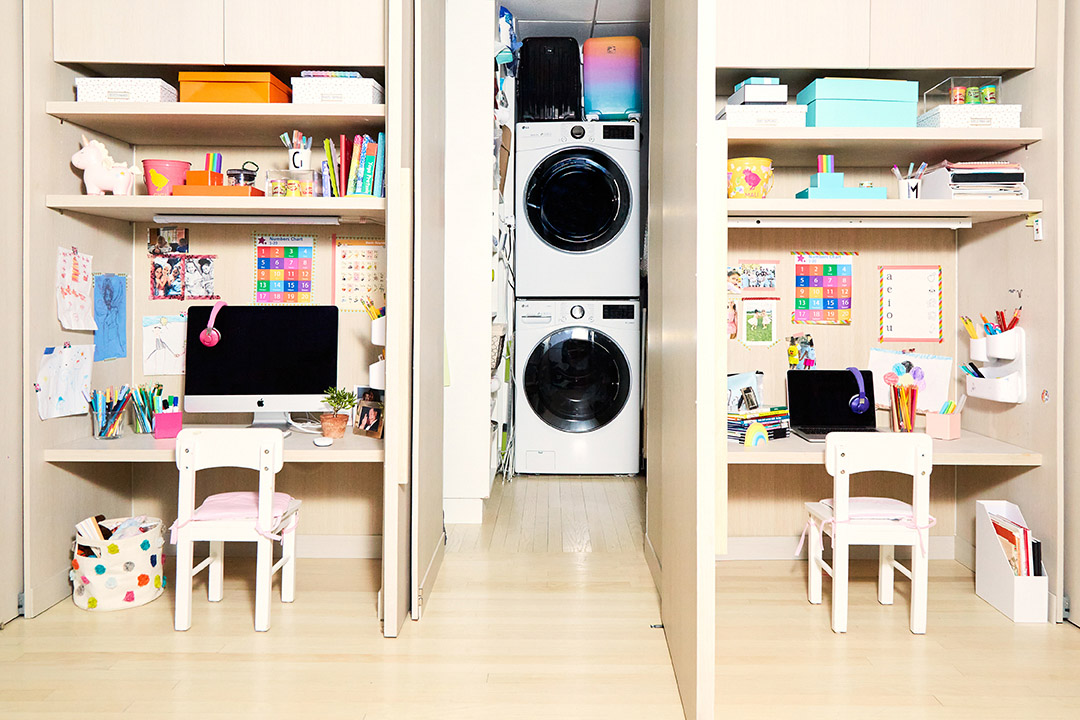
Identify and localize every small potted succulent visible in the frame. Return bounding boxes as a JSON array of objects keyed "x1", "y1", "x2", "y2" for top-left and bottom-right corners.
[{"x1": 320, "y1": 387, "x2": 357, "y2": 439}]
